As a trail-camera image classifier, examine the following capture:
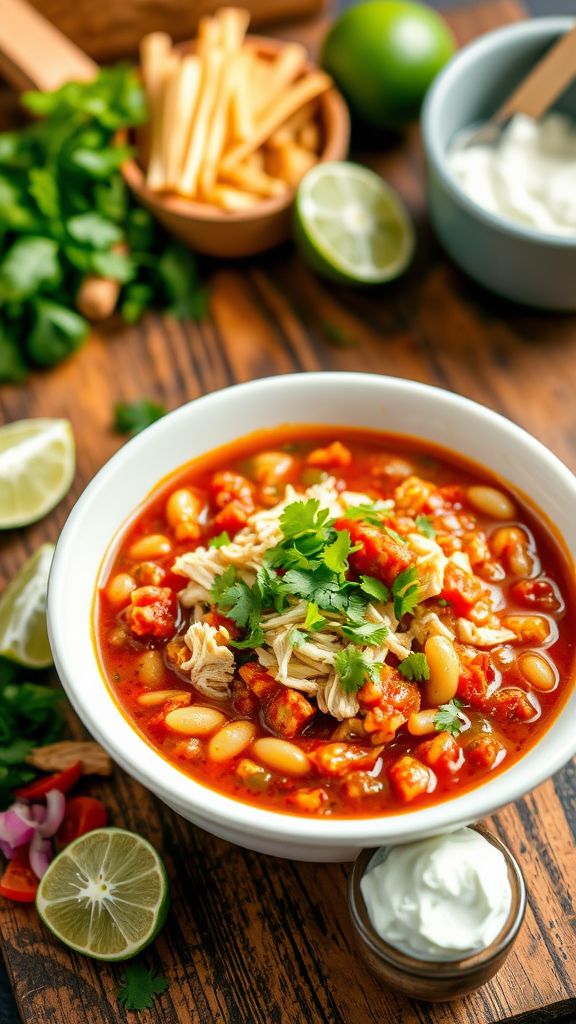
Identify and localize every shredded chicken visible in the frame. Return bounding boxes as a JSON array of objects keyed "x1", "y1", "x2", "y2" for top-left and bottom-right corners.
[
  {"x1": 180, "y1": 621, "x2": 235, "y2": 700},
  {"x1": 456, "y1": 618, "x2": 517, "y2": 648},
  {"x1": 317, "y1": 672, "x2": 360, "y2": 721},
  {"x1": 407, "y1": 533, "x2": 447, "y2": 602}
]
